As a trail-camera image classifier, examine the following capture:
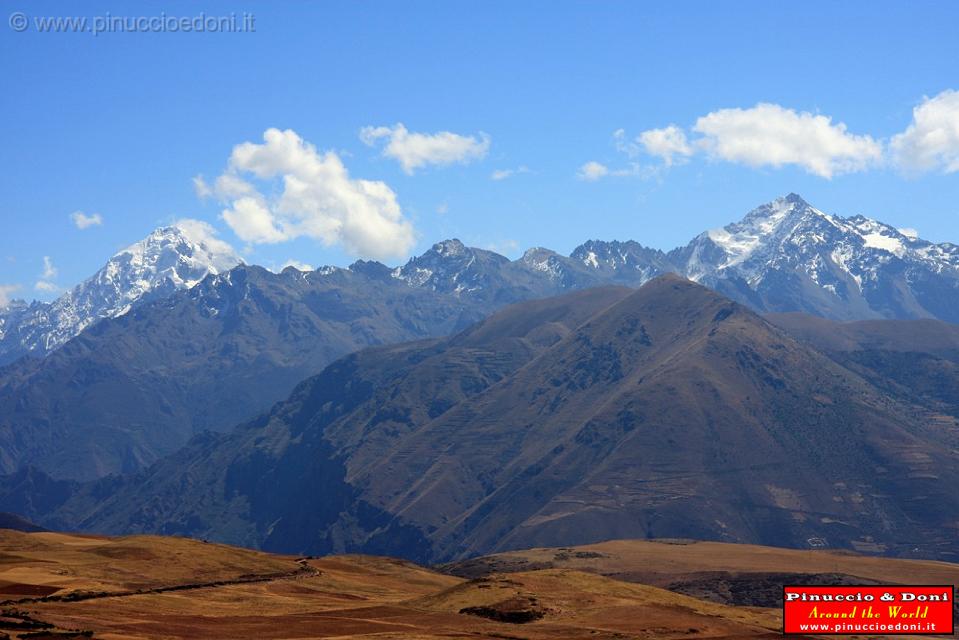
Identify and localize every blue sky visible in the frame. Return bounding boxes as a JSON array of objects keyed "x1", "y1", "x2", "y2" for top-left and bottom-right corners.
[{"x1": 2, "y1": 1, "x2": 958, "y2": 301}]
